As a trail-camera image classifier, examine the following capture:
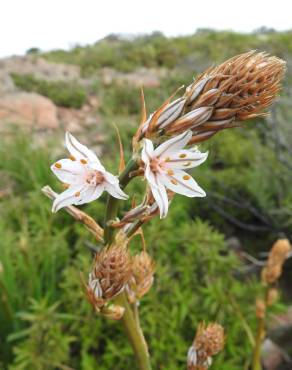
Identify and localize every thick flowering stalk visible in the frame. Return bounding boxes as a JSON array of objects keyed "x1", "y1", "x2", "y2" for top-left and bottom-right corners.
[
  {"x1": 44, "y1": 50, "x2": 286, "y2": 370},
  {"x1": 187, "y1": 323, "x2": 225, "y2": 370},
  {"x1": 141, "y1": 130, "x2": 207, "y2": 217},
  {"x1": 51, "y1": 132, "x2": 128, "y2": 212},
  {"x1": 138, "y1": 51, "x2": 286, "y2": 144}
]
